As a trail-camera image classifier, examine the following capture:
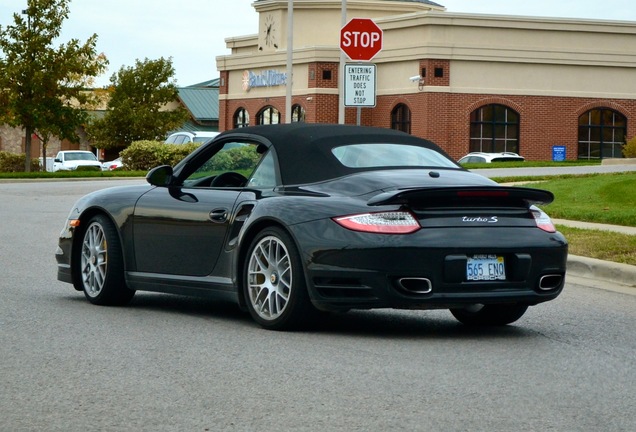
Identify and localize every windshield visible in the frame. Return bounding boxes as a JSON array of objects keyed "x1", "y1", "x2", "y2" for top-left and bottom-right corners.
[
  {"x1": 65, "y1": 152, "x2": 97, "y2": 161},
  {"x1": 332, "y1": 143, "x2": 458, "y2": 169}
]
